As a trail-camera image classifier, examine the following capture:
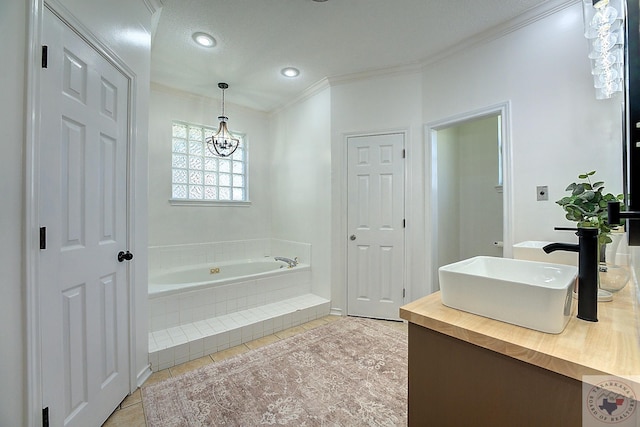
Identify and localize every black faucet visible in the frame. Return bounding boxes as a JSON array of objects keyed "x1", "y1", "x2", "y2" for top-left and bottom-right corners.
[{"x1": 543, "y1": 226, "x2": 599, "y2": 322}]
